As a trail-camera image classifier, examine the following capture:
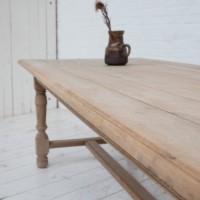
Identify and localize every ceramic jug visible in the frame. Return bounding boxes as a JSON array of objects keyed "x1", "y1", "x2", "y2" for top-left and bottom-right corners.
[{"x1": 105, "y1": 31, "x2": 131, "y2": 65}]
